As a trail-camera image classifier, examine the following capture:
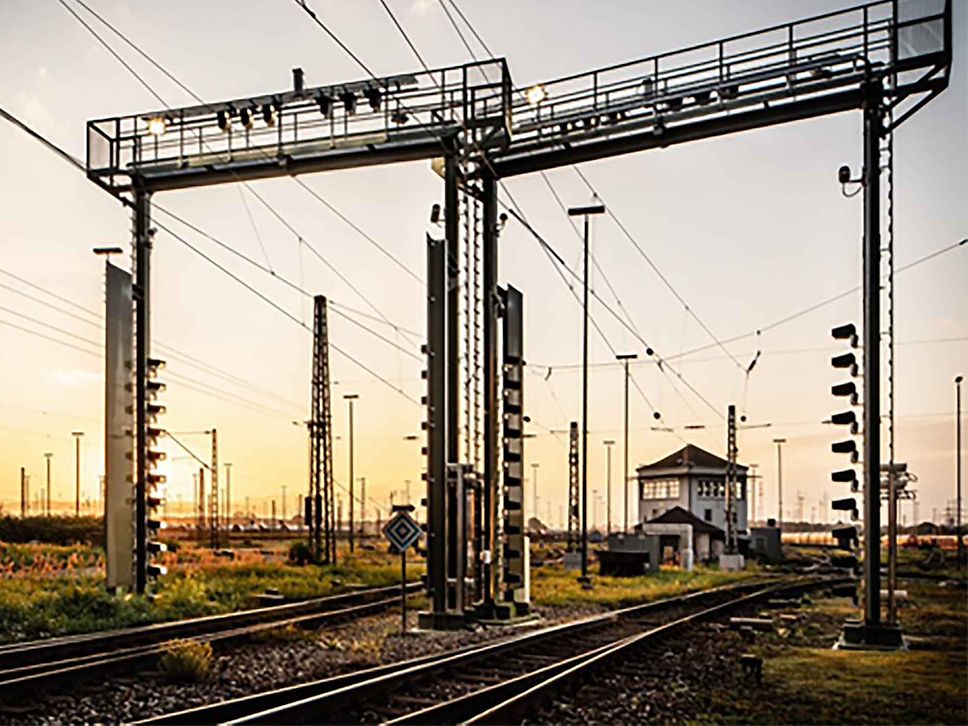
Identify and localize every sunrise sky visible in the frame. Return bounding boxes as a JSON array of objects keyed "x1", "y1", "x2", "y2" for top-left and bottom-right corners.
[{"x1": 1, "y1": 0, "x2": 965, "y2": 528}]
